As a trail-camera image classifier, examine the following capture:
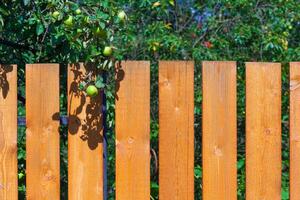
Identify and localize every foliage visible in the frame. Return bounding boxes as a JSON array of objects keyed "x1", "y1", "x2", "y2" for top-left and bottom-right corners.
[
  {"x1": 0, "y1": 0, "x2": 127, "y2": 64},
  {"x1": 1, "y1": 0, "x2": 300, "y2": 199}
]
